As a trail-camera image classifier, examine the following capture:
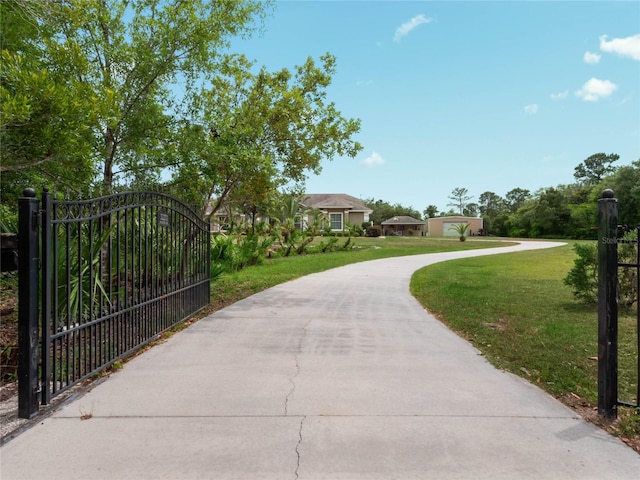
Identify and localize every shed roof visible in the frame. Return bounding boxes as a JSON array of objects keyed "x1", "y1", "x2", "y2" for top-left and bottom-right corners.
[{"x1": 381, "y1": 215, "x2": 426, "y2": 225}]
